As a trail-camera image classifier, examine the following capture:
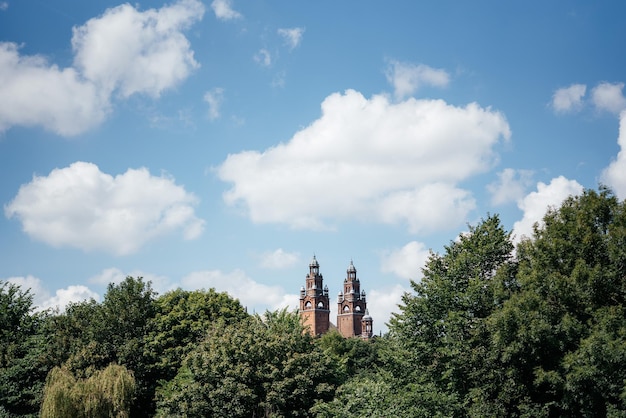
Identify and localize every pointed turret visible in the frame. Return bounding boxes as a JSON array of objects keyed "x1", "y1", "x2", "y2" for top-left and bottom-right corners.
[{"x1": 299, "y1": 255, "x2": 330, "y2": 336}]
